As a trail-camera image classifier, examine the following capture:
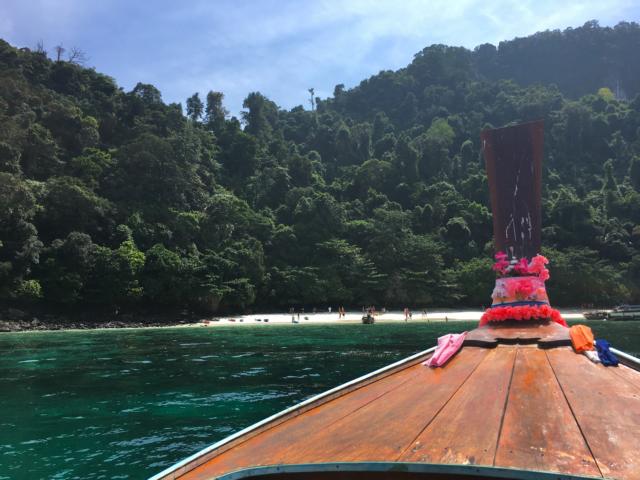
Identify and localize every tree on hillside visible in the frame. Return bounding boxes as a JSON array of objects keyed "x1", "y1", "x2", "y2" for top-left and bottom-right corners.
[
  {"x1": 186, "y1": 93, "x2": 204, "y2": 121},
  {"x1": 205, "y1": 91, "x2": 228, "y2": 133}
]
